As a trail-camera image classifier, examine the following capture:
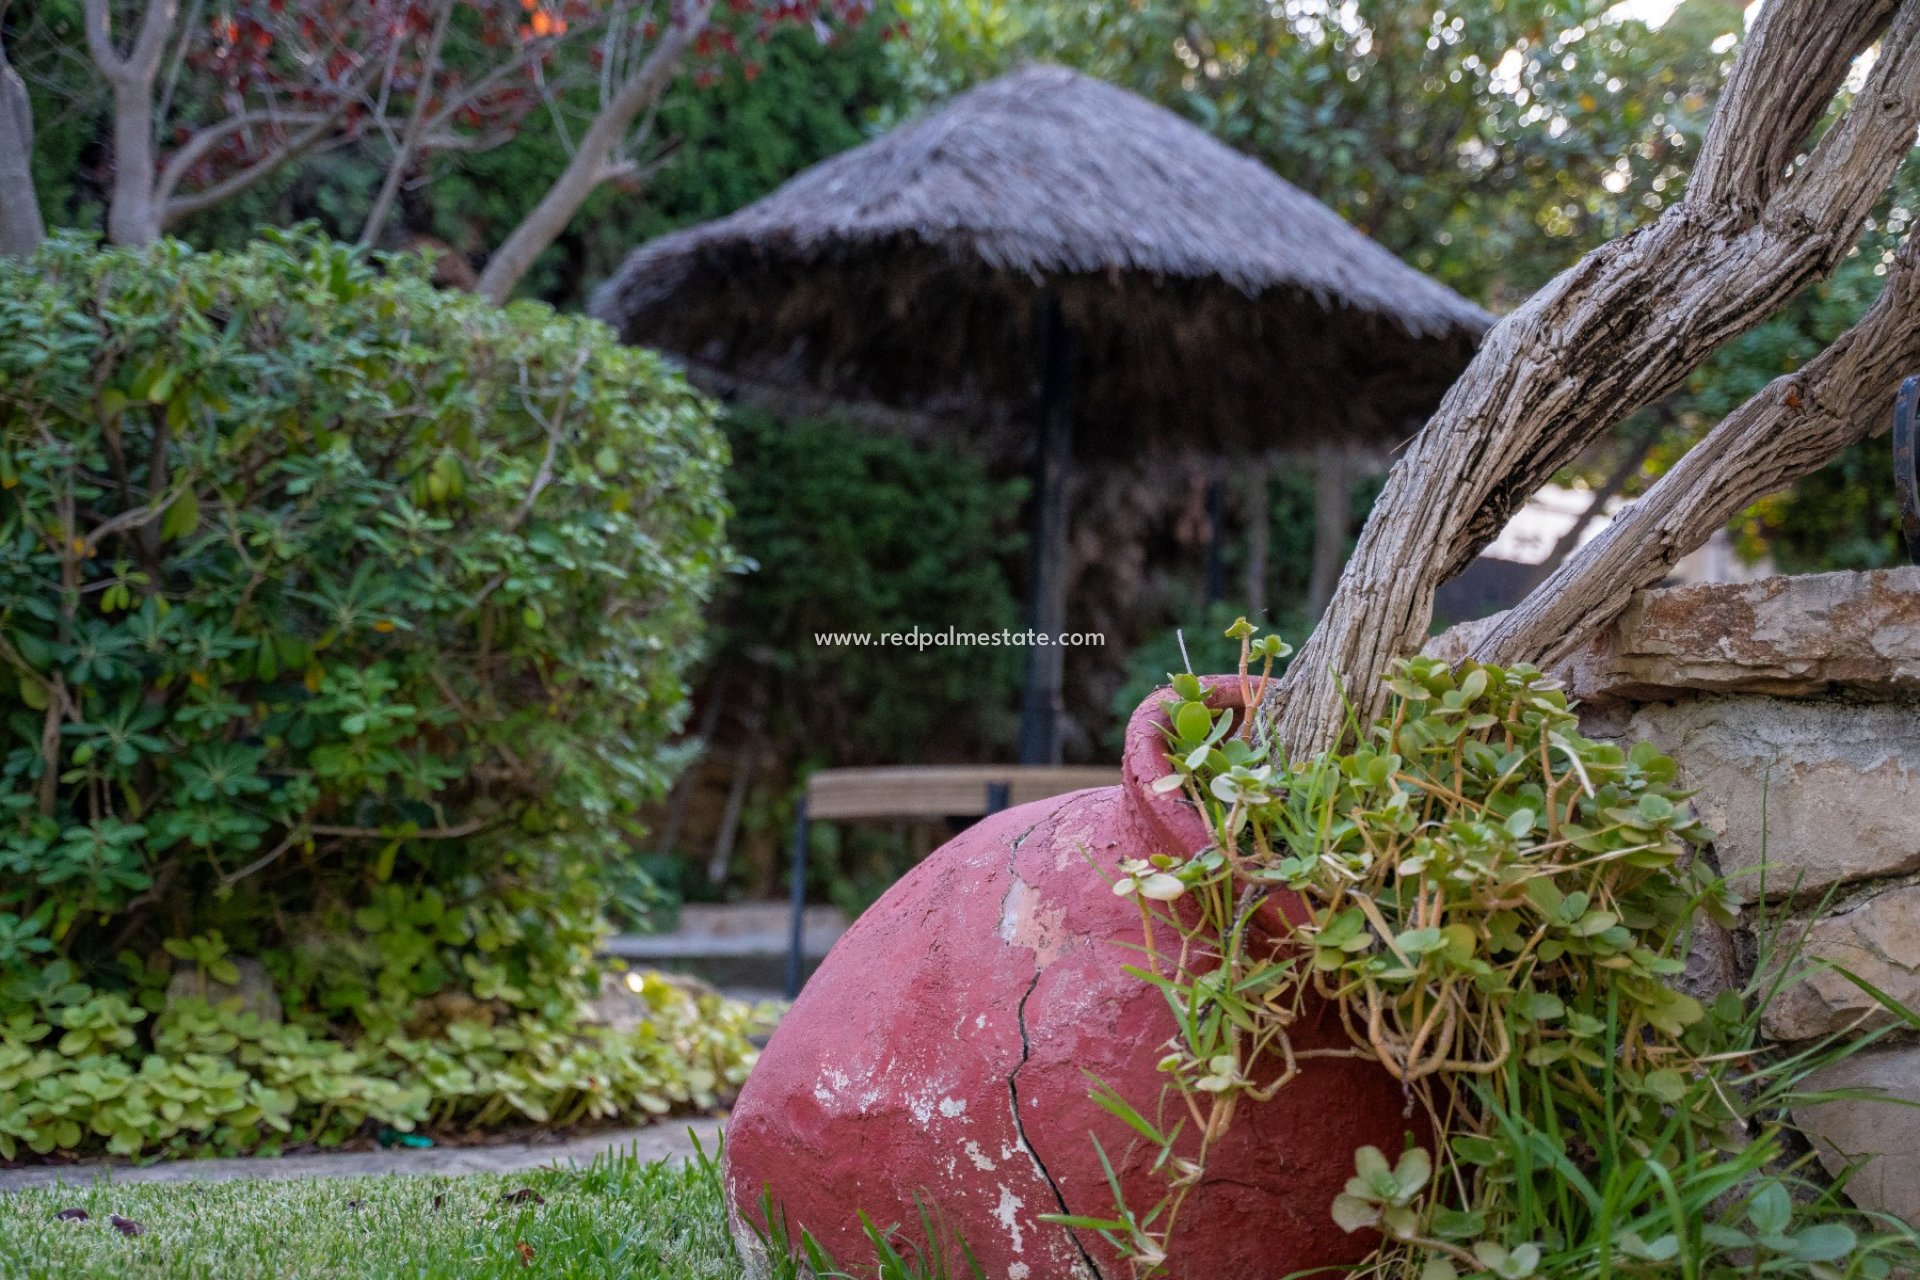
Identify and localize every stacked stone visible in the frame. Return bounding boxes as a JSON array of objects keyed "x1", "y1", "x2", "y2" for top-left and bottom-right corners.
[{"x1": 1498, "y1": 567, "x2": 1920, "y2": 1222}]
